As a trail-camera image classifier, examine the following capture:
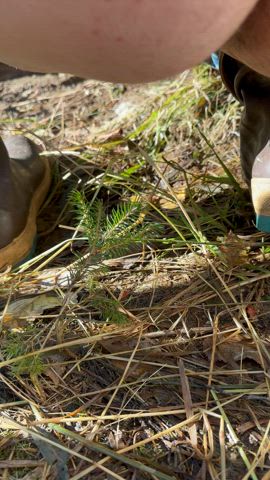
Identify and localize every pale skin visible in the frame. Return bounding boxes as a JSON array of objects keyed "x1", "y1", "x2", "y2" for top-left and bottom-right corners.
[
  {"x1": 223, "y1": 0, "x2": 270, "y2": 77},
  {"x1": 0, "y1": 0, "x2": 264, "y2": 84}
]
